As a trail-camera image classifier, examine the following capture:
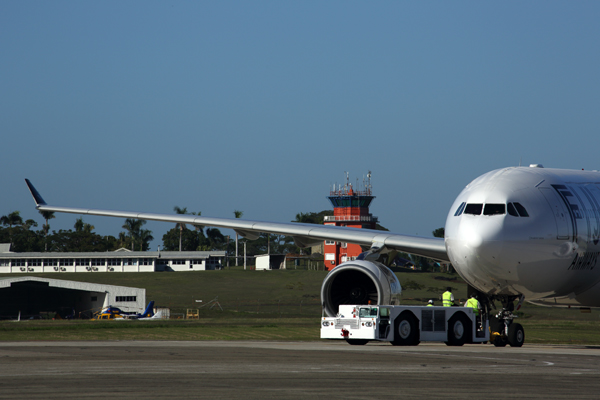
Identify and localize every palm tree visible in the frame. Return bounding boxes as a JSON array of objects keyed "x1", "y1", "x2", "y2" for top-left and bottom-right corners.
[
  {"x1": 139, "y1": 229, "x2": 154, "y2": 251},
  {"x1": 38, "y1": 210, "x2": 55, "y2": 251},
  {"x1": 233, "y1": 210, "x2": 243, "y2": 266},
  {"x1": 1, "y1": 211, "x2": 24, "y2": 246},
  {"x1": 122, "y1": 218, "x2": 145, "y2": 251},
  {"x1": 173, "y1": 206, "x2": 200, "y2": 251},
  {"x1": 74, "y1": 217, "x2": 94, "y2": 233}
]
